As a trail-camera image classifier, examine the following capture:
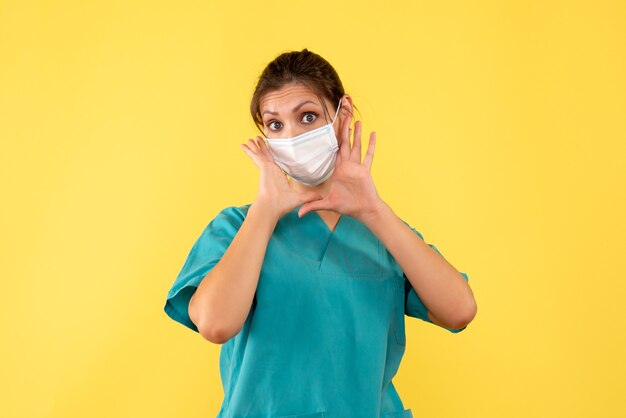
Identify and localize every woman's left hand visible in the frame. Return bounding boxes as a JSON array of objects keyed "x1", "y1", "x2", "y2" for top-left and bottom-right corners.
[{"x1": 297, "y1": 117, "x2": 387, "y2": 222}]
